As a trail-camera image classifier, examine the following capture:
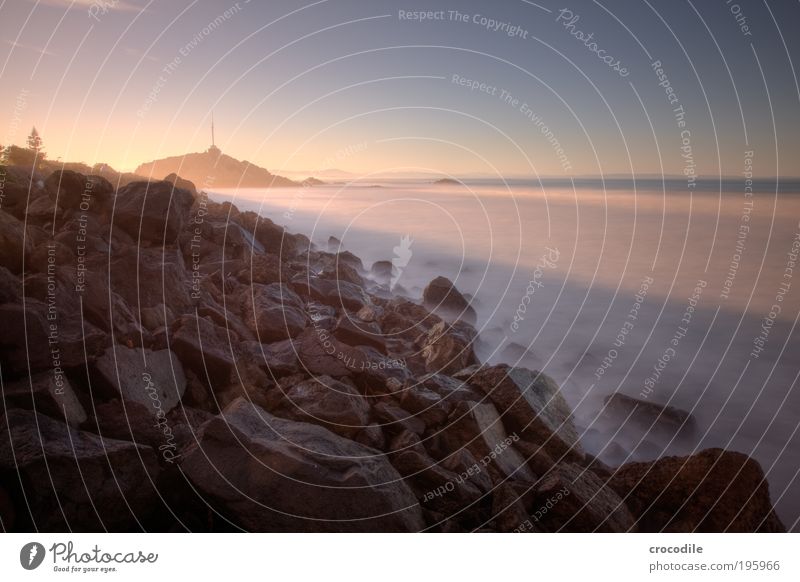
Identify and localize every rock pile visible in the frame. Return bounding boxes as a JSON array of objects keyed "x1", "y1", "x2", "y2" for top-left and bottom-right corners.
[{"x1": 0, "y1": 167, "x2": 784, "y2": 532}]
